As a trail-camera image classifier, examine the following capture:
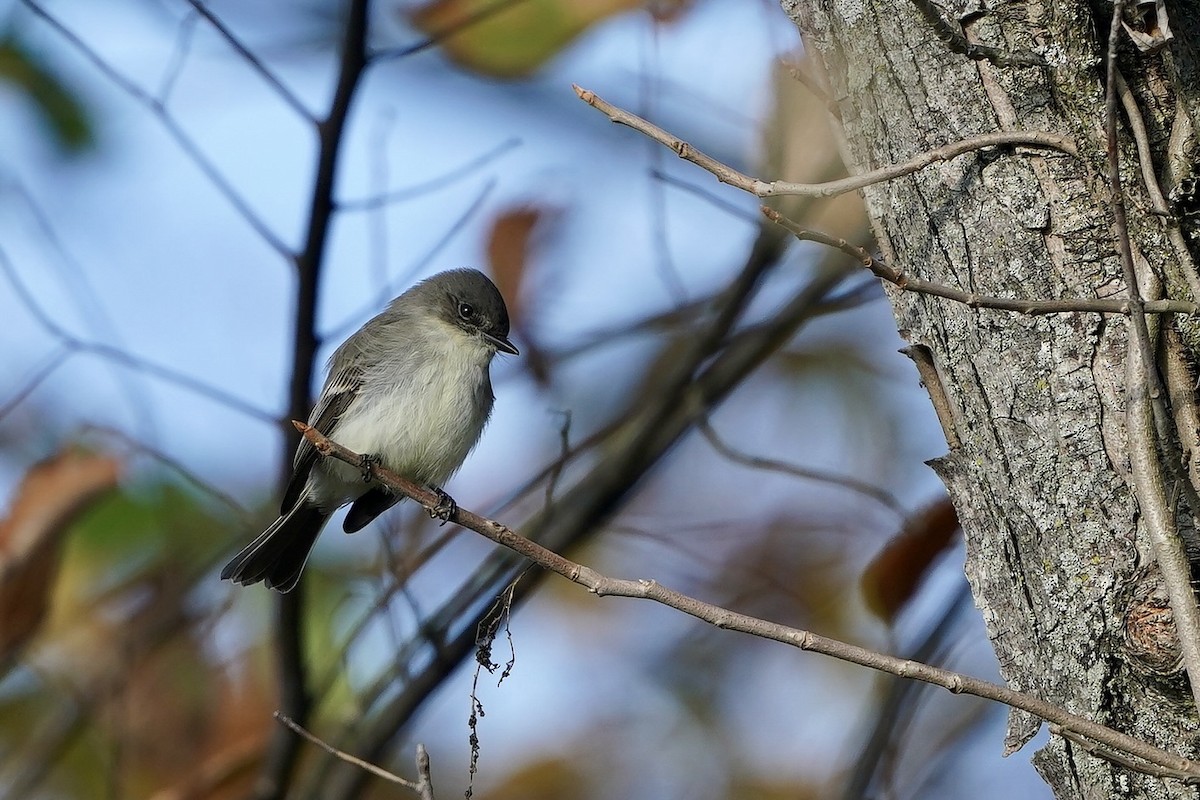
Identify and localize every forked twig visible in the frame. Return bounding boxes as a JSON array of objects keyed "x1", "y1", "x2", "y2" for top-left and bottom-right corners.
[
  {"x1": 575, "y1": 85, "x2": 1075, "y2": 199},
  {"x1": 762, "y1": 208, "x2": 1199, "y2": 317},
  {"x1": 275, "y1": 713, "x2": 426, "y2": 793}
]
